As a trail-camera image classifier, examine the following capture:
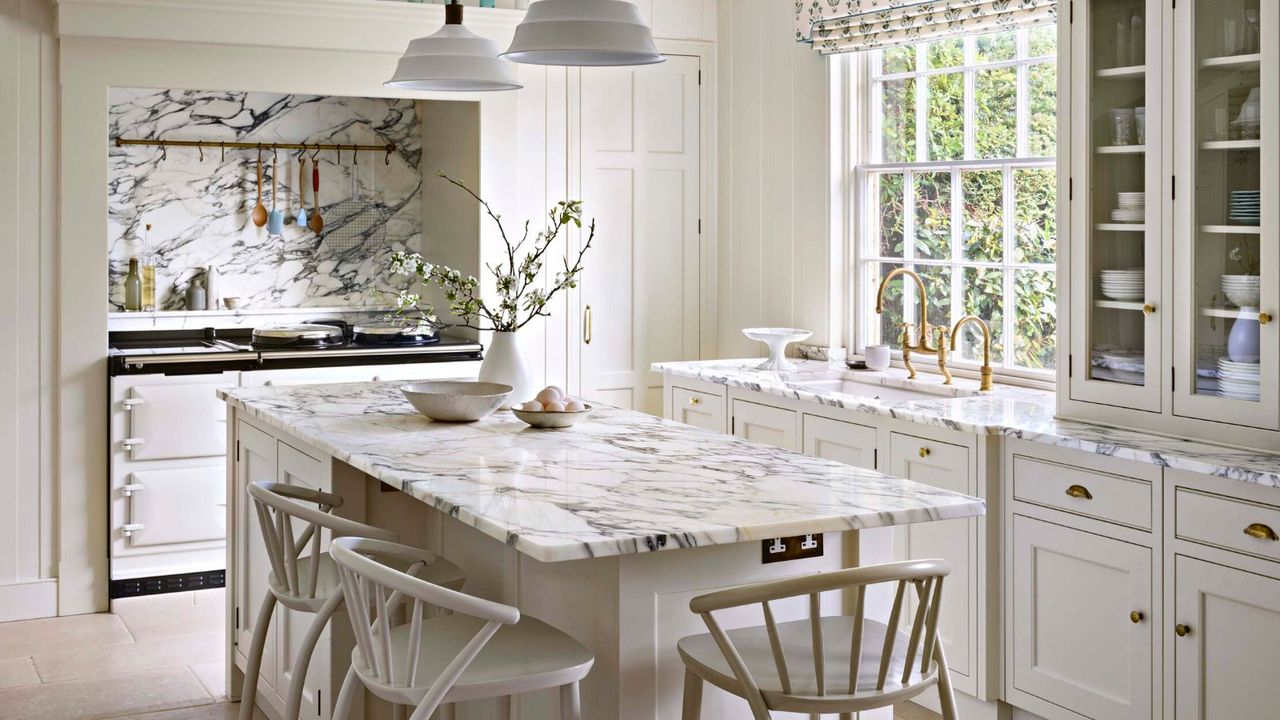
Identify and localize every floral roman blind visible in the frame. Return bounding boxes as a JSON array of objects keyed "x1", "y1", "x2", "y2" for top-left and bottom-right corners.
[{"x1": 795, "y1": 0, "x2": 1058, "y2": 54}]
